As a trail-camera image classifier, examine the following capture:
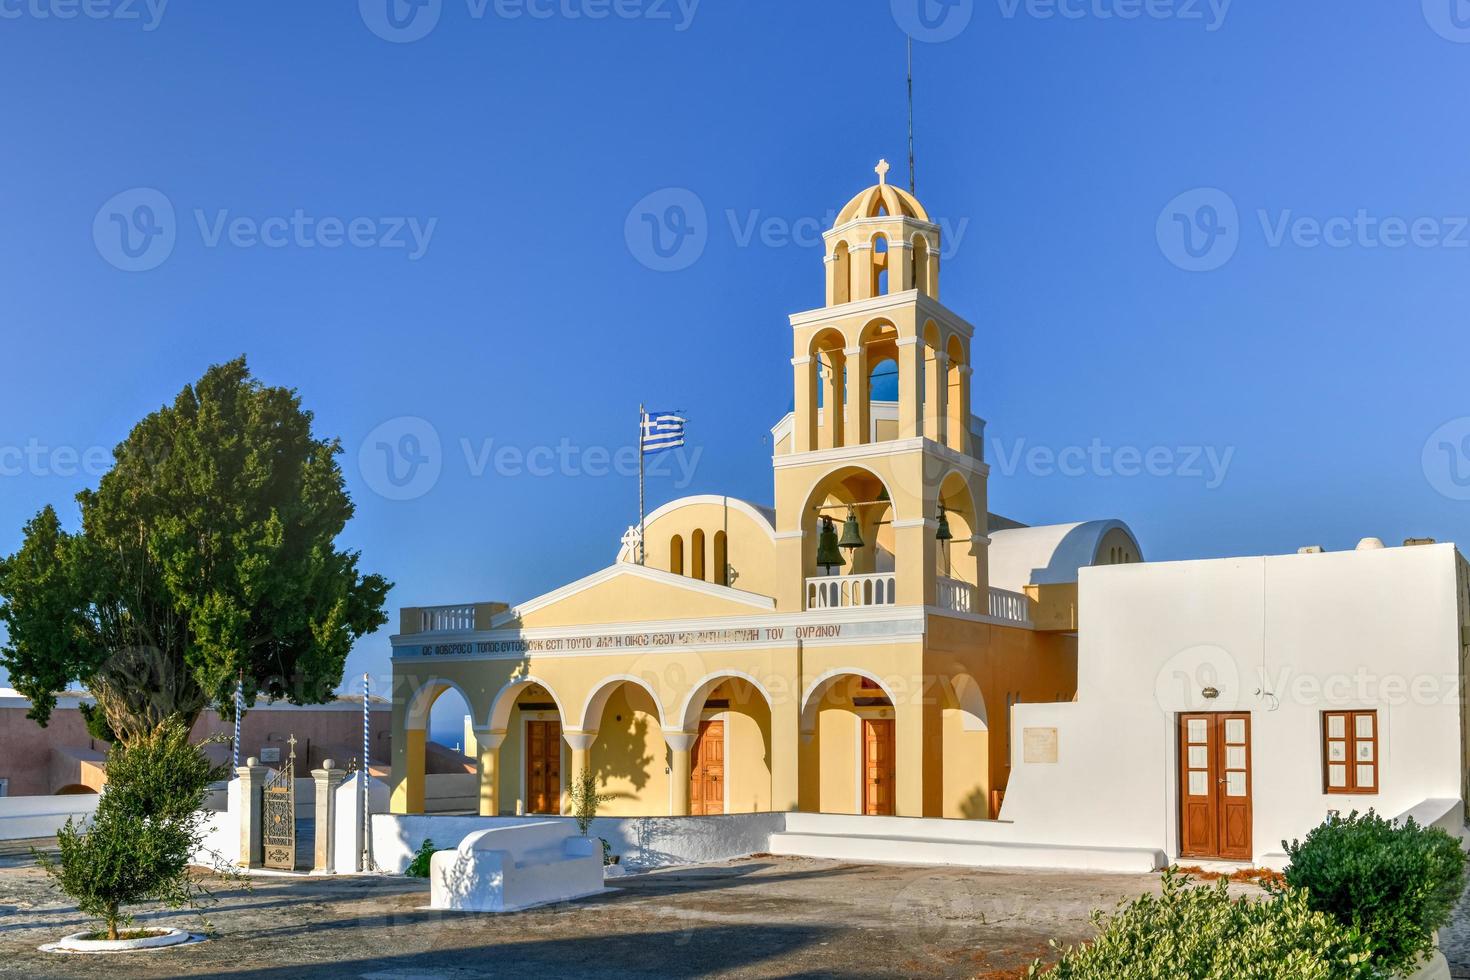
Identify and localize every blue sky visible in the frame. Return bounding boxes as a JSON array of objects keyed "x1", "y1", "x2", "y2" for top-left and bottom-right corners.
[{"x1": 3, "y1": 1, "x2": 1470, "y2": 742}]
